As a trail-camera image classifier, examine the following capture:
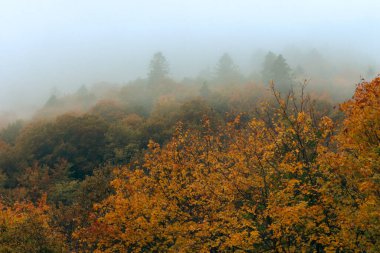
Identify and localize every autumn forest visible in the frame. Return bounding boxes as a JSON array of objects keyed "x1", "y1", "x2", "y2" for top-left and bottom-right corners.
[{"x1": 0, "y1": 50, "x2": 379, "y2": 253}]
